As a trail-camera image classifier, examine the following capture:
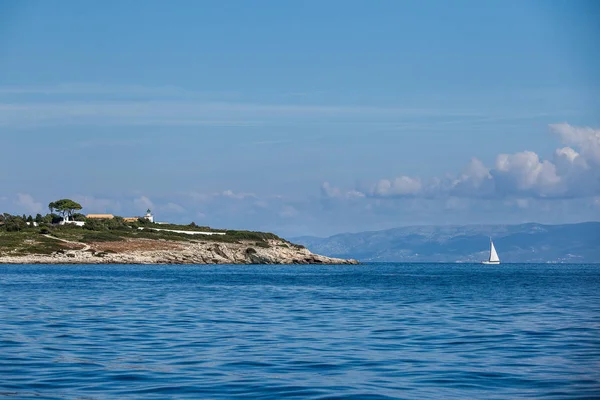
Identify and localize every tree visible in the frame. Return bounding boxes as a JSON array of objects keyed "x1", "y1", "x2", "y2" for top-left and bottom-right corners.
[
  {"x1": 50, "y1": 214, "x2": 62, "y2": 224},
  {"x1": 35, "y1": 213, "x2": 44, "y2": 223},
  {"x1": 5, "y1": 216, "x2": 26, "y2": 232},
  {"x1": 83, "y1": 218, "x2": 102, "y2": 230},
  {"x1": 26, "y1": 215, "x2": 34, "y2": 223},
  {"x1": 72, "y1": 212, "x2": 86, "y2": 221},
  {"x1": 48, "y1": 199, "x2": 83, "y2": 221}
]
